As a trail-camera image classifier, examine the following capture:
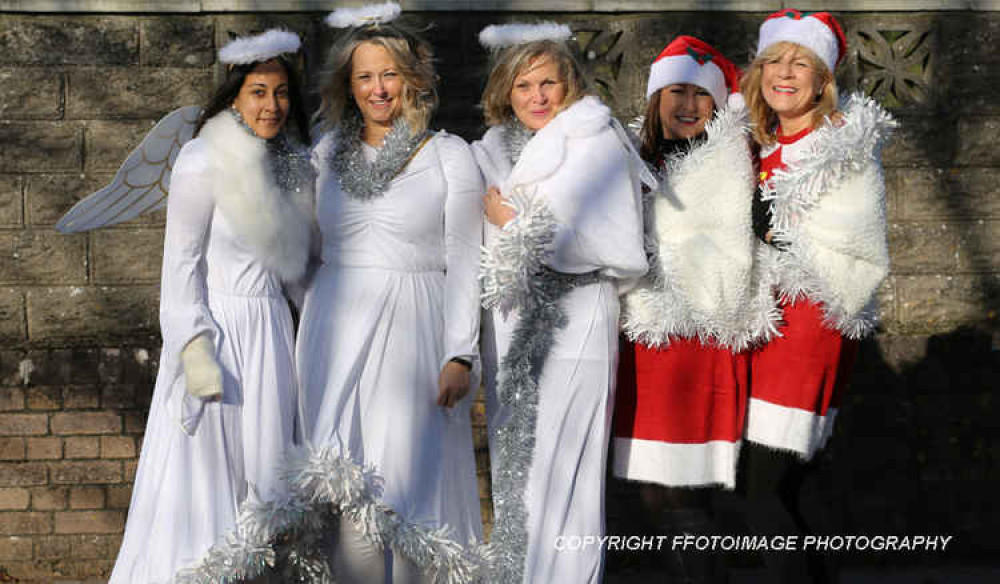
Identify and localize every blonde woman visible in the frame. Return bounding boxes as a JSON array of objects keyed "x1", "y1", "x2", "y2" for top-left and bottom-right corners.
[
  {"x1": 742, "y1": 9, "x2": 895, "y2": 583},
  {"x1": 473, "y1": 23, "x2": 648, "y2": 584},
  {"x1": 291, "y1": 4, "x2": 484, "y2": 583}
]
